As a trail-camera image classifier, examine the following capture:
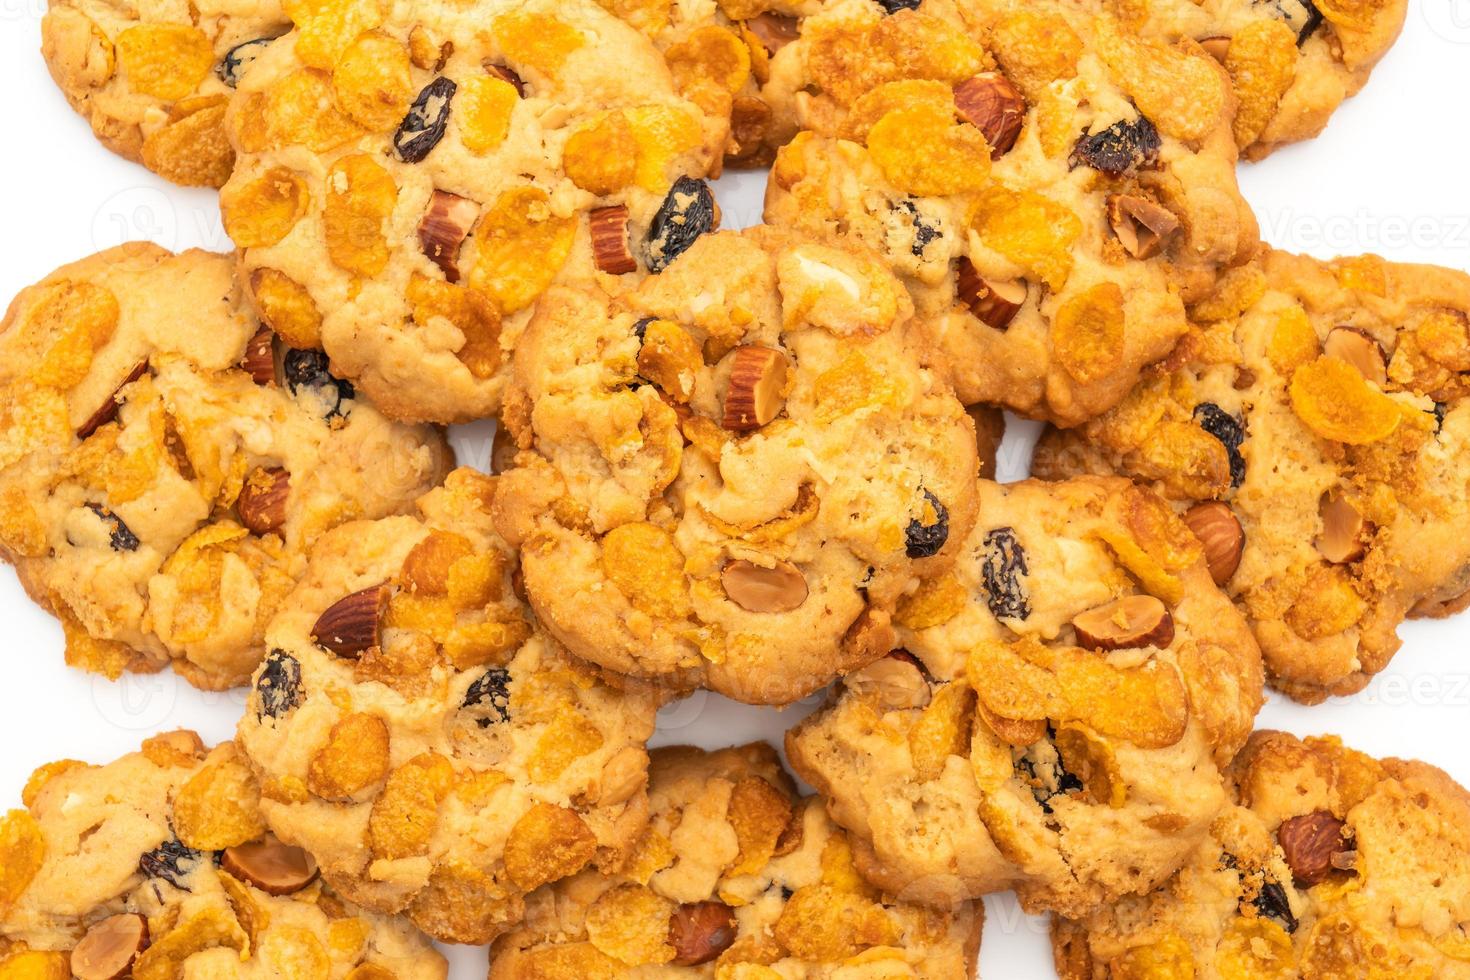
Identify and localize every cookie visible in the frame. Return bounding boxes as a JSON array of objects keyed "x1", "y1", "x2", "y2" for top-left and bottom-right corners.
[
  {"x1": 0, "y1": 243, "x2": 451, "y2": 690},
  {"x1": 786, "y1": 476, "x2": 1263, "y2": 918},
  {"x1": 41, "y1": 0, "x2": 288, "y2": 187},
  {"x1": 493, "y1": 225, "x2": 981, "y2": 704},
  {"x1": 236, "y1": 468, "x2": 661, "y2": 945},
  {"x1": 489, "y1": 742, "x2": 983, "y2": 977},
  {"x1": 1034, "y1": 251, "x2": 1470, "y2": 703},
  {"x1": 219, "y1": 0, "x2": 729, "y2": 425},
  {"x1": 0, "y1": 730, "x2": 446, "y2": 979},
  {"x1": 1053, "y1": 730, "x2": 1470, "y2": 978},
  {"x1": 760, "y1": 0, "x2": 1257, "y2": 426}
]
